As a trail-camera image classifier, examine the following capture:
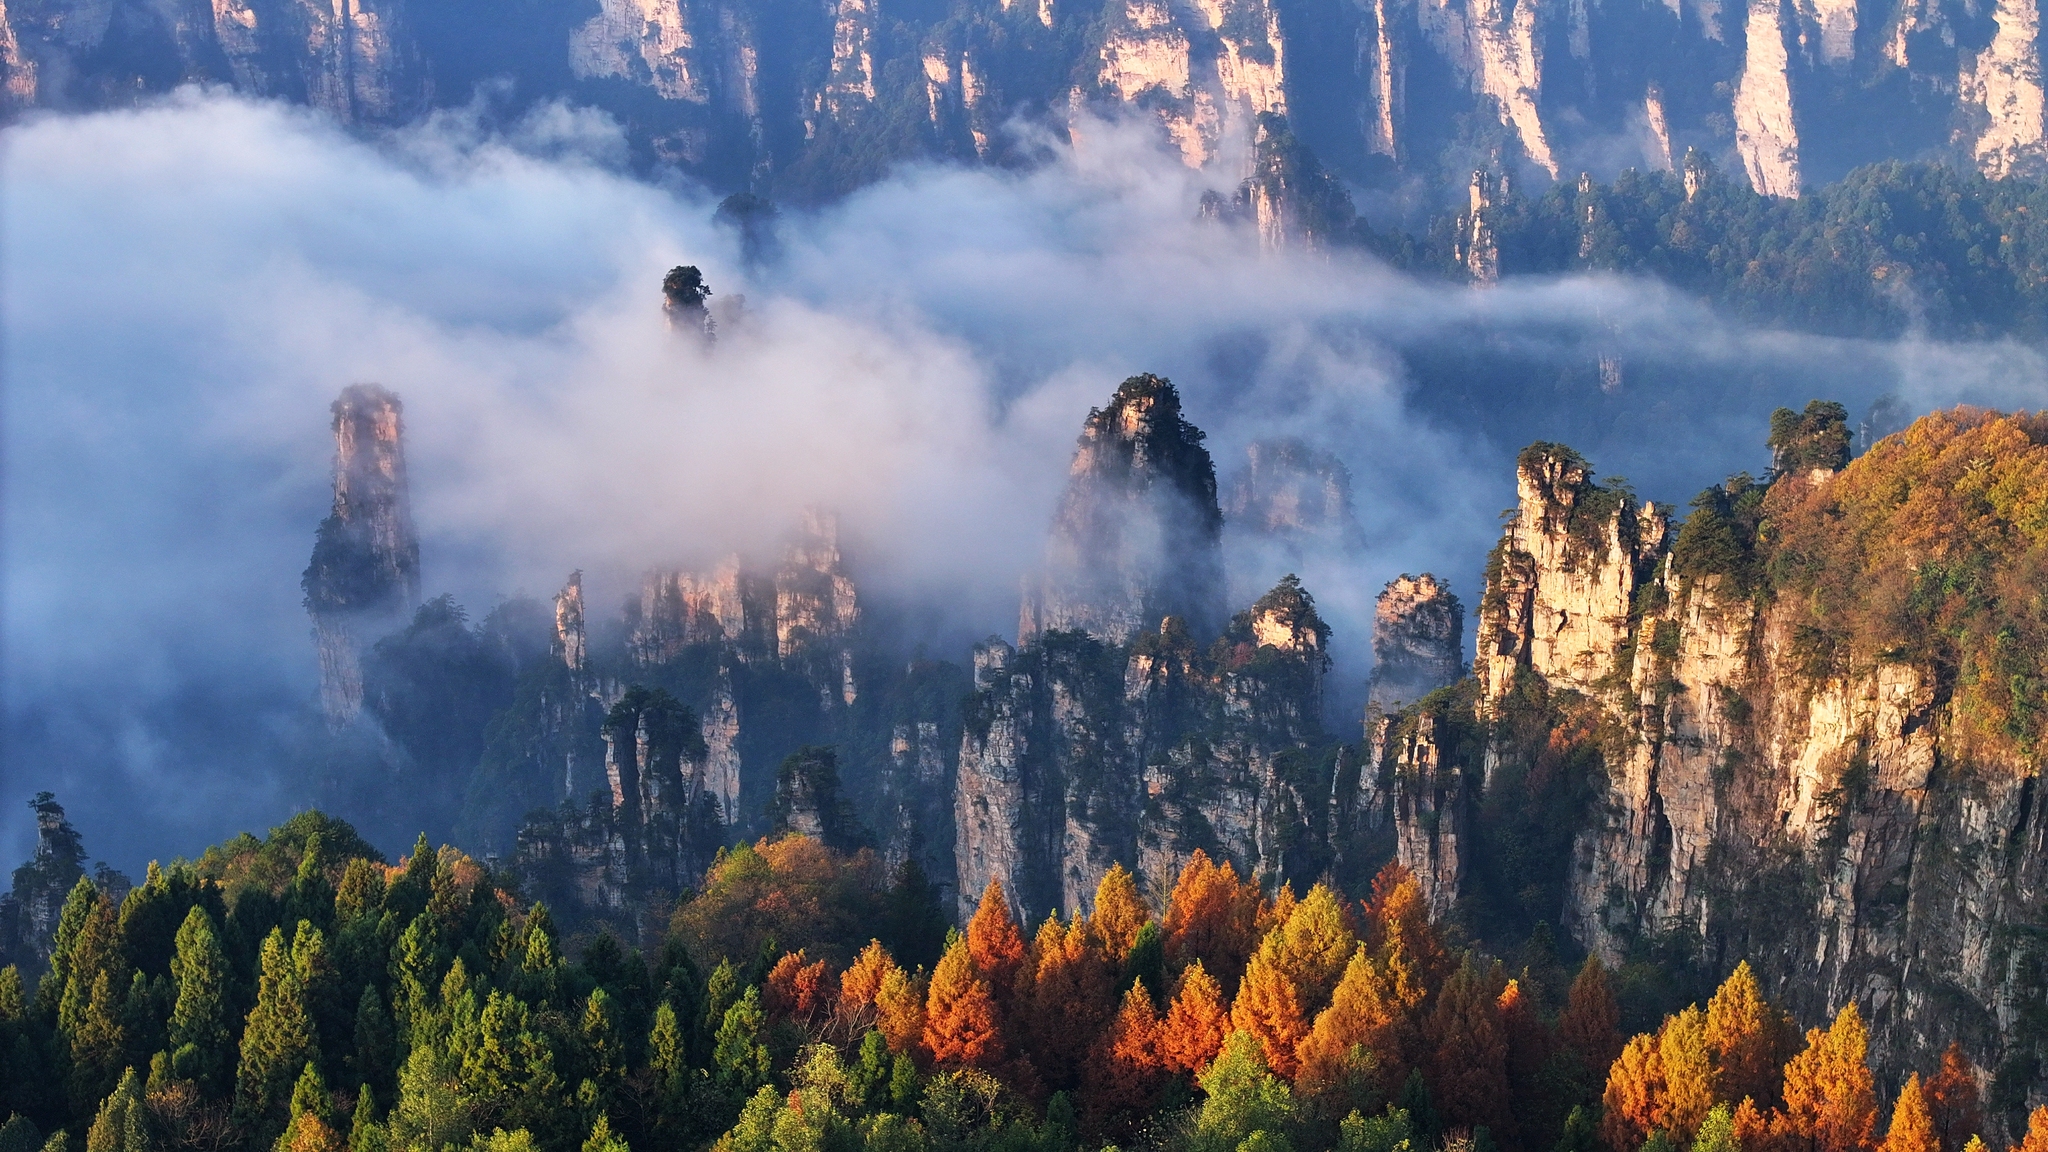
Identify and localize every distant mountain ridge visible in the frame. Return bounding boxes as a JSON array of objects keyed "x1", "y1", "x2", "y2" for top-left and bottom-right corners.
[{"x1": 7, "y1": 0, "x2": 2048, "y2": 203}]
